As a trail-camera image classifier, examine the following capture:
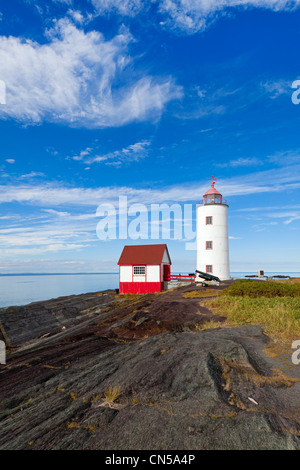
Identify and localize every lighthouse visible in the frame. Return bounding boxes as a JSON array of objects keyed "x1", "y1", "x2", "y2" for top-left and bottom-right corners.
[{"x1": 196, "y1": 177, "x2": 230, "y2": 280}]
